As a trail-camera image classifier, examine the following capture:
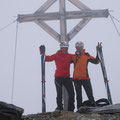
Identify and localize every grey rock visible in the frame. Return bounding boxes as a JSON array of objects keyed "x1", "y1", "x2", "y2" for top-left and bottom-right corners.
[
  {"x1": 78, "y1": 104, "x2": 120, "y2": 114},
  {"x1": 0, "y1": 101, "x2": 24, "y2": 120},
  {"x1": 22, "y1": 104, "x2": 120, "y2": 120}
]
